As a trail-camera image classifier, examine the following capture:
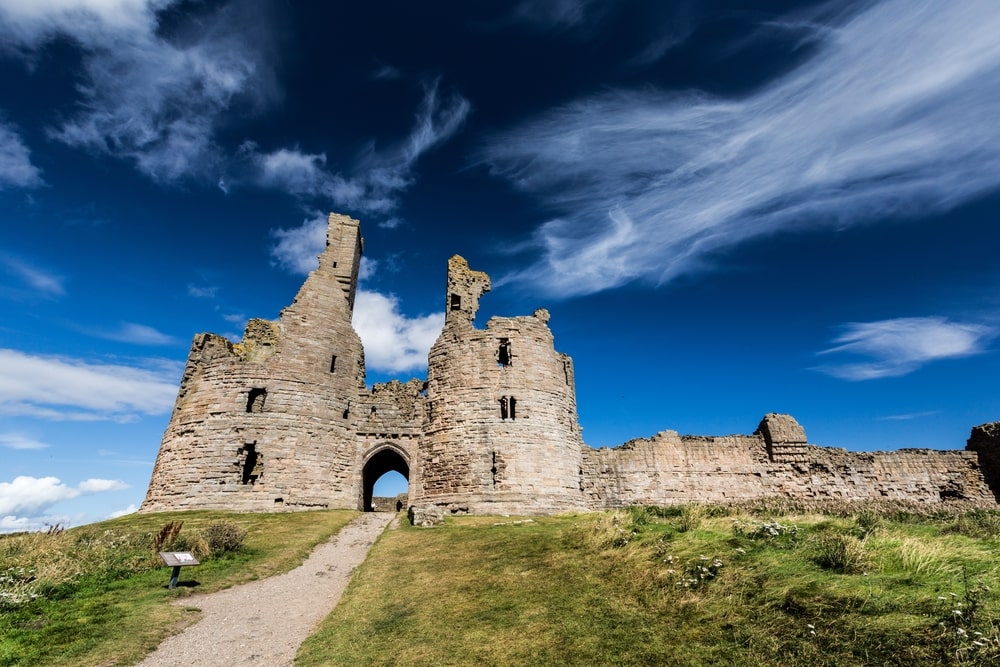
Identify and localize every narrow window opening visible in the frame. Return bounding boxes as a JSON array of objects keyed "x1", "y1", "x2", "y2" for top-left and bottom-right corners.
[
  {"x1": 499, "y1": 396, "x2": 509, "y2": 420},
  {"x1": 497, "y1": 338, "x2": 511, "y2": 367},
  {"x1": 491, "y1": 451, "x2": 498, "y2": 487},
  {"x1": 246, "y1": 388, "x2": 267, "y2": 413},
  {"x1": 450, "y1": 293, "x2": 461, "y2": 311},
  {"x1": 343, "y1": 400, "x2": 350, "y2": 419},
  {"x1": 330, "y1": 355, "x2": 337, "y2": 373},
  {"x1": 509, "y1": 396, "x2": 517, "y2": 420},
  {"x1": 274, "y1": 497, "x2": 284, "y2": 504},
  {"x1": 241, "y1": 442, "x2": 261, "y2": 485}
]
